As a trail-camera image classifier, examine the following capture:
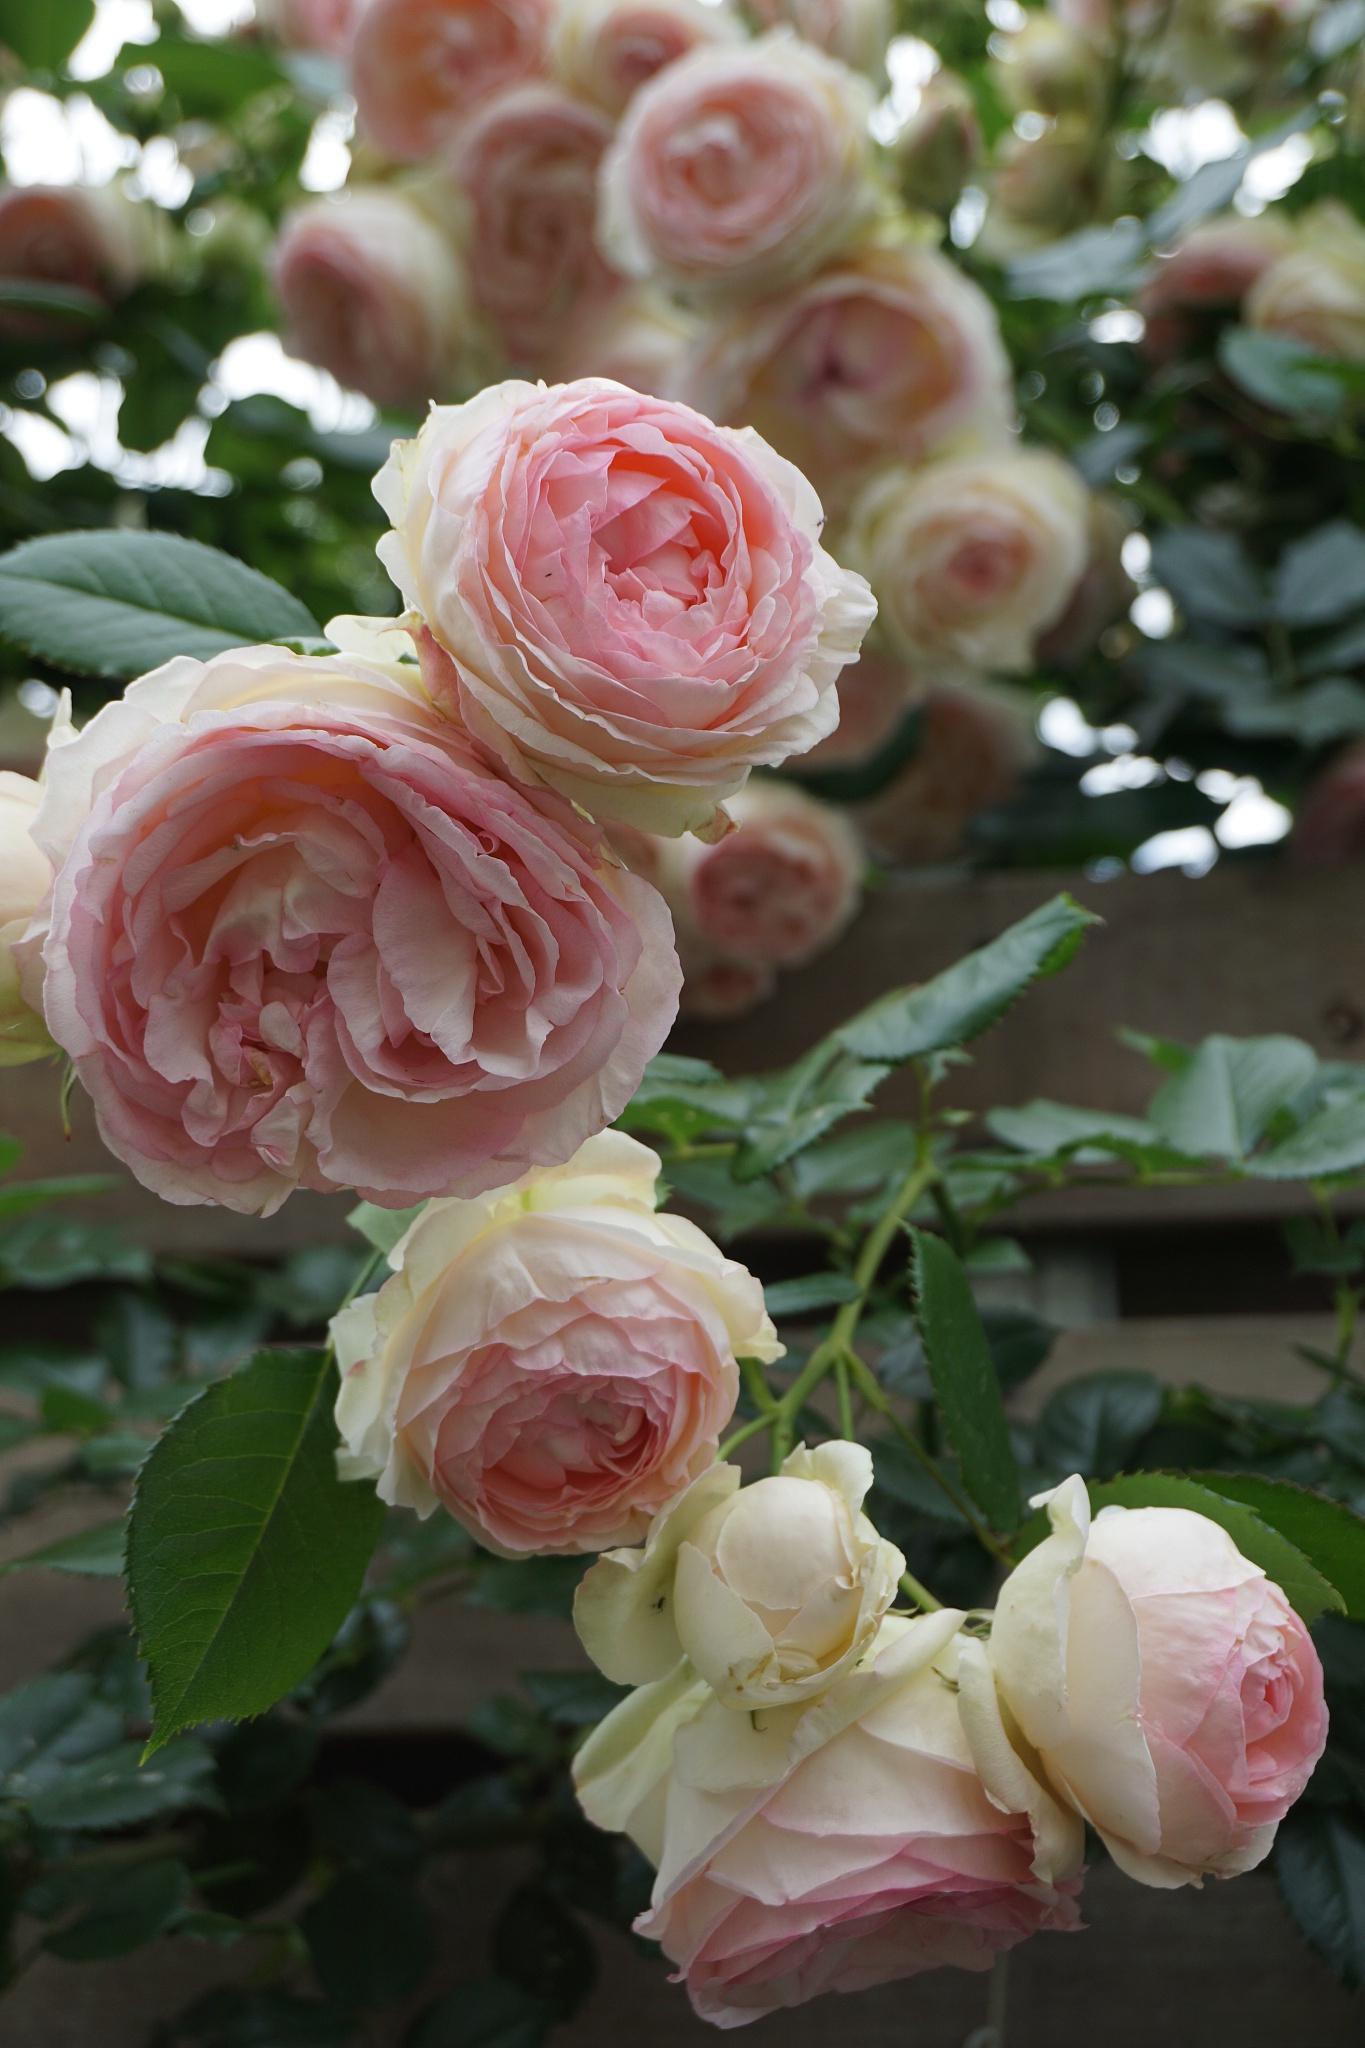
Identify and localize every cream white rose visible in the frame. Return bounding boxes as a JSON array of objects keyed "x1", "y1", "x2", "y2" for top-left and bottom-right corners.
[
  {"x1": 575, "y1": 1441, "x2": 903, "y2": 1707},
  {"x1": 552, "y1": 0, "x2": 742, "y2": 115},
  {"x1": 1245, "y1": 203, "x2": 1365, "y2": 363},
  {"x1": 844, "y1": 449, "x2": 1090, "y2": 673},
  {"x1": 0, "y1": 771, "x2": 53, "y2": 1066}
]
